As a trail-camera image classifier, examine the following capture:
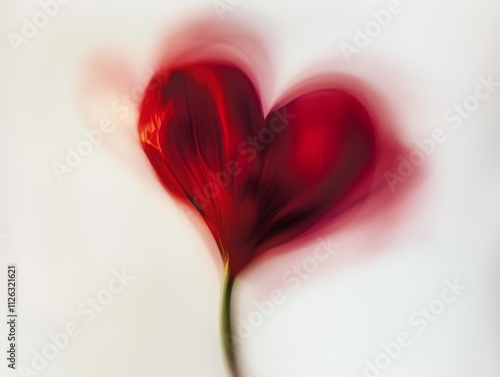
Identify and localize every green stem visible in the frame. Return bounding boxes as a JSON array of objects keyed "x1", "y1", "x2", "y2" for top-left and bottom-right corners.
[{"x1": 221, "y1": 263, "x2": 241, "y2": 377}]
